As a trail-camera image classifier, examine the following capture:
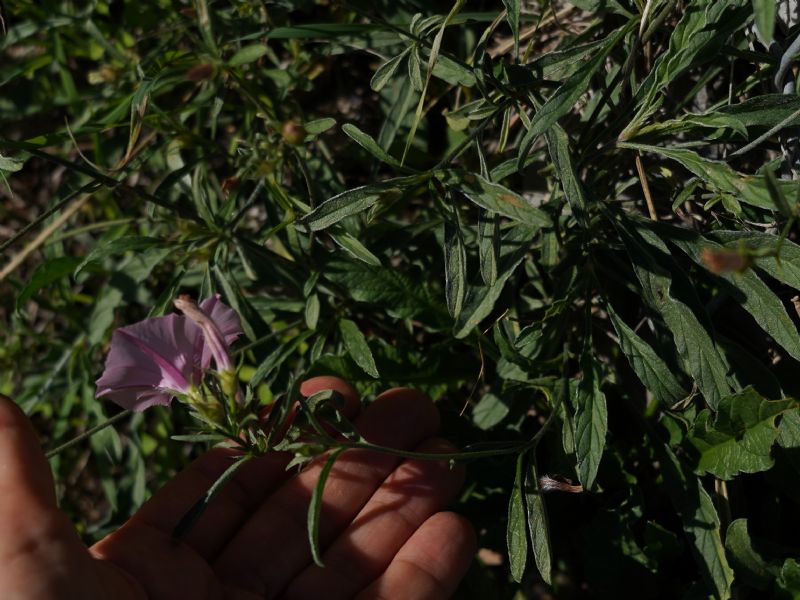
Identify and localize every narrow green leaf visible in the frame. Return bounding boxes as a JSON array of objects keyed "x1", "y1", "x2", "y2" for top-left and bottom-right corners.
[
  {"x1": 518, "y1": 22, "x2": 633, "y2": 168},
  {"x1": 74, "y1": 236, "x2": 164, "y2": 277},
  {"x1": 170, "y1": 433, "x2": 229, "y2": 443},
  {"x1": 711, "y1": 230, "x2": 800, "y2": 291},
  {"x1": 752, "y1": 0, "x2": 775, "y2": 45},
  {"x1": 430, "y1": 54, "x2": 476, "y2": 87},
  {"x1": 339, "y1": 318, "x2": 379, "y2": 378},
  {"x1": 688, "y1": 387, "x2": 795, "y2": 480},
  {"x1": 304, "y1": 117, "x2": 337, "y2": 135},
  {"x1": 228, "y1": 43, "x2": 268, "y2": 66},
  {"x1": 619, "y1": 224, "x2": 734, "y2": 409},
  {"x1": 620, "y1": 141, "x2": 795, "y2": 210},
  {"x1": 543, "y1": 122, "x2": 588, "y2": 223},
  {"x1": 502, "y1": 0, "x2": 520, "y2": 57},
  {"x1": 525, "y1": 453, "x2": 553, "y2": 585},
  {"x1": 308, "y1": 447, "x2": 346, "y2": 567},
  {"x1": 370, "y1": 50, "x2": 409, "y2": 92},
  {"x1": 657, "y1": 442, "x2": 734, "y2": 599},
  {"x1": 606, "y1": 302, "x2": 687, "y2": 405},
  {"x1": 250, "y1": 330, "x2": 314, "y2": 388},
  {"x1": 624, "y1": 0, "x2": 750, "y2": 137},
  {"x1": 342, "y1": 123, "x2": 406, "y2": 169},
  {"x1": 646, "y1": 221, "x2": 800, "y2": 364},
  {"x1": 299, "y1": 176, "x2": 421, "y2": 232},
  {"x1": 305, "y1": 294, "x2": 320, "y2": 330},
  {"x1": 478, "y1": 210, "x2": 499, "y2": 285},
  {"x1": 329, "y1": 230, "x2": 382, "y2": 266},
  {"x1": 407, "y1": 46, "x2": 424, "y2": 92},
  {"x1": 574, "y1": 352, "x2": 608, "y2": 490},
  {"x1": 455, "y1": 224, "x2": 534, "y2": 338},
  {"x1": 507, "y1": 453, "x2": 528, "y2": 583},
  {"x1": 440, "y1": 169, "x2": 551, "y2": 227},
  {"x1": 443, "y1": 216, "x2": 467, "y2": 319},
  {"x1": 173, "y1": 455, "x2": 253, "y2": 540},
  {"x1": 377, "y1": 73, "x2": 416, "y2": 152},
  {"x1": 16, "y1": 256, "x2": 81, "y2": 310},
  {"x1": 403, "y1": 0, "x2": 466, "y2": 163}
]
